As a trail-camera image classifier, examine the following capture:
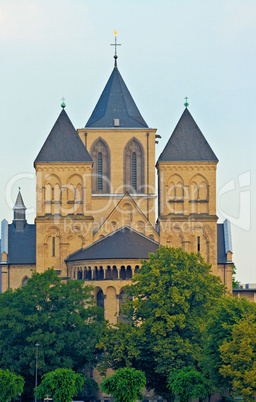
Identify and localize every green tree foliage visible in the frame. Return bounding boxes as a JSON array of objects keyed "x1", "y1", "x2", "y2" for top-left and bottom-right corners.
[
  {"x1": 219, "y1": 318, "x2": 256, "y2": 401},
  {"x1": 100, "y1": 367, "x2": 146, "y2": 402},
  {"x1": 0, "y1": 269, "x2": 105, "y2": 398},
  {"x1": 167, "y1": 367, "x2": 210, "y2": 402},
  {"x1": 203, "y1": 296, "x2": 256, "y2": 394},
  {"x1": 232, "y1": 264, "x2": 240, "y2": 289},
  {"x1": 98, "y1": 247, "x2": 225, "y2": 399},
  {"x1": 35, "y1": 368, "x2": 84, "y2": 402},
  {"x1": 0, "y1": 368, "x2": 24, "y2": 402}
]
